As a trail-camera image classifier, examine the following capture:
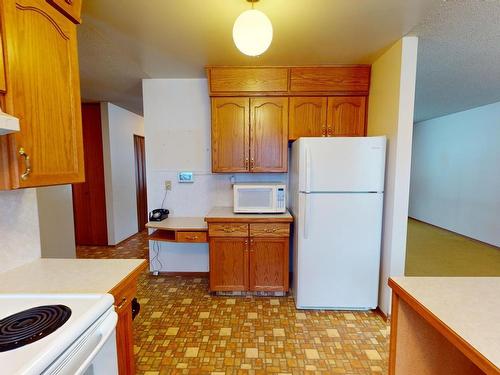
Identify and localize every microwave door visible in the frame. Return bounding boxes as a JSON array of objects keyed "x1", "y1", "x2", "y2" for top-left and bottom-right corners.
[{"x1": 235, "y1": 187, "x2": 274, "y2": 213}]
